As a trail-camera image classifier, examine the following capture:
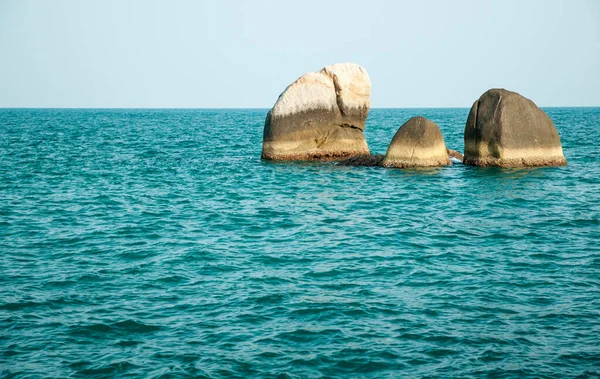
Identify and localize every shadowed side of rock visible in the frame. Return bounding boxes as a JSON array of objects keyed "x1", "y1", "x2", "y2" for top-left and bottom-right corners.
[
  {"x1": 337, "y1": 154, "x2": 384, "y2": 167},
  {"x1": 463, "y1": 88, "x2": 567, "y2": 167}
]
